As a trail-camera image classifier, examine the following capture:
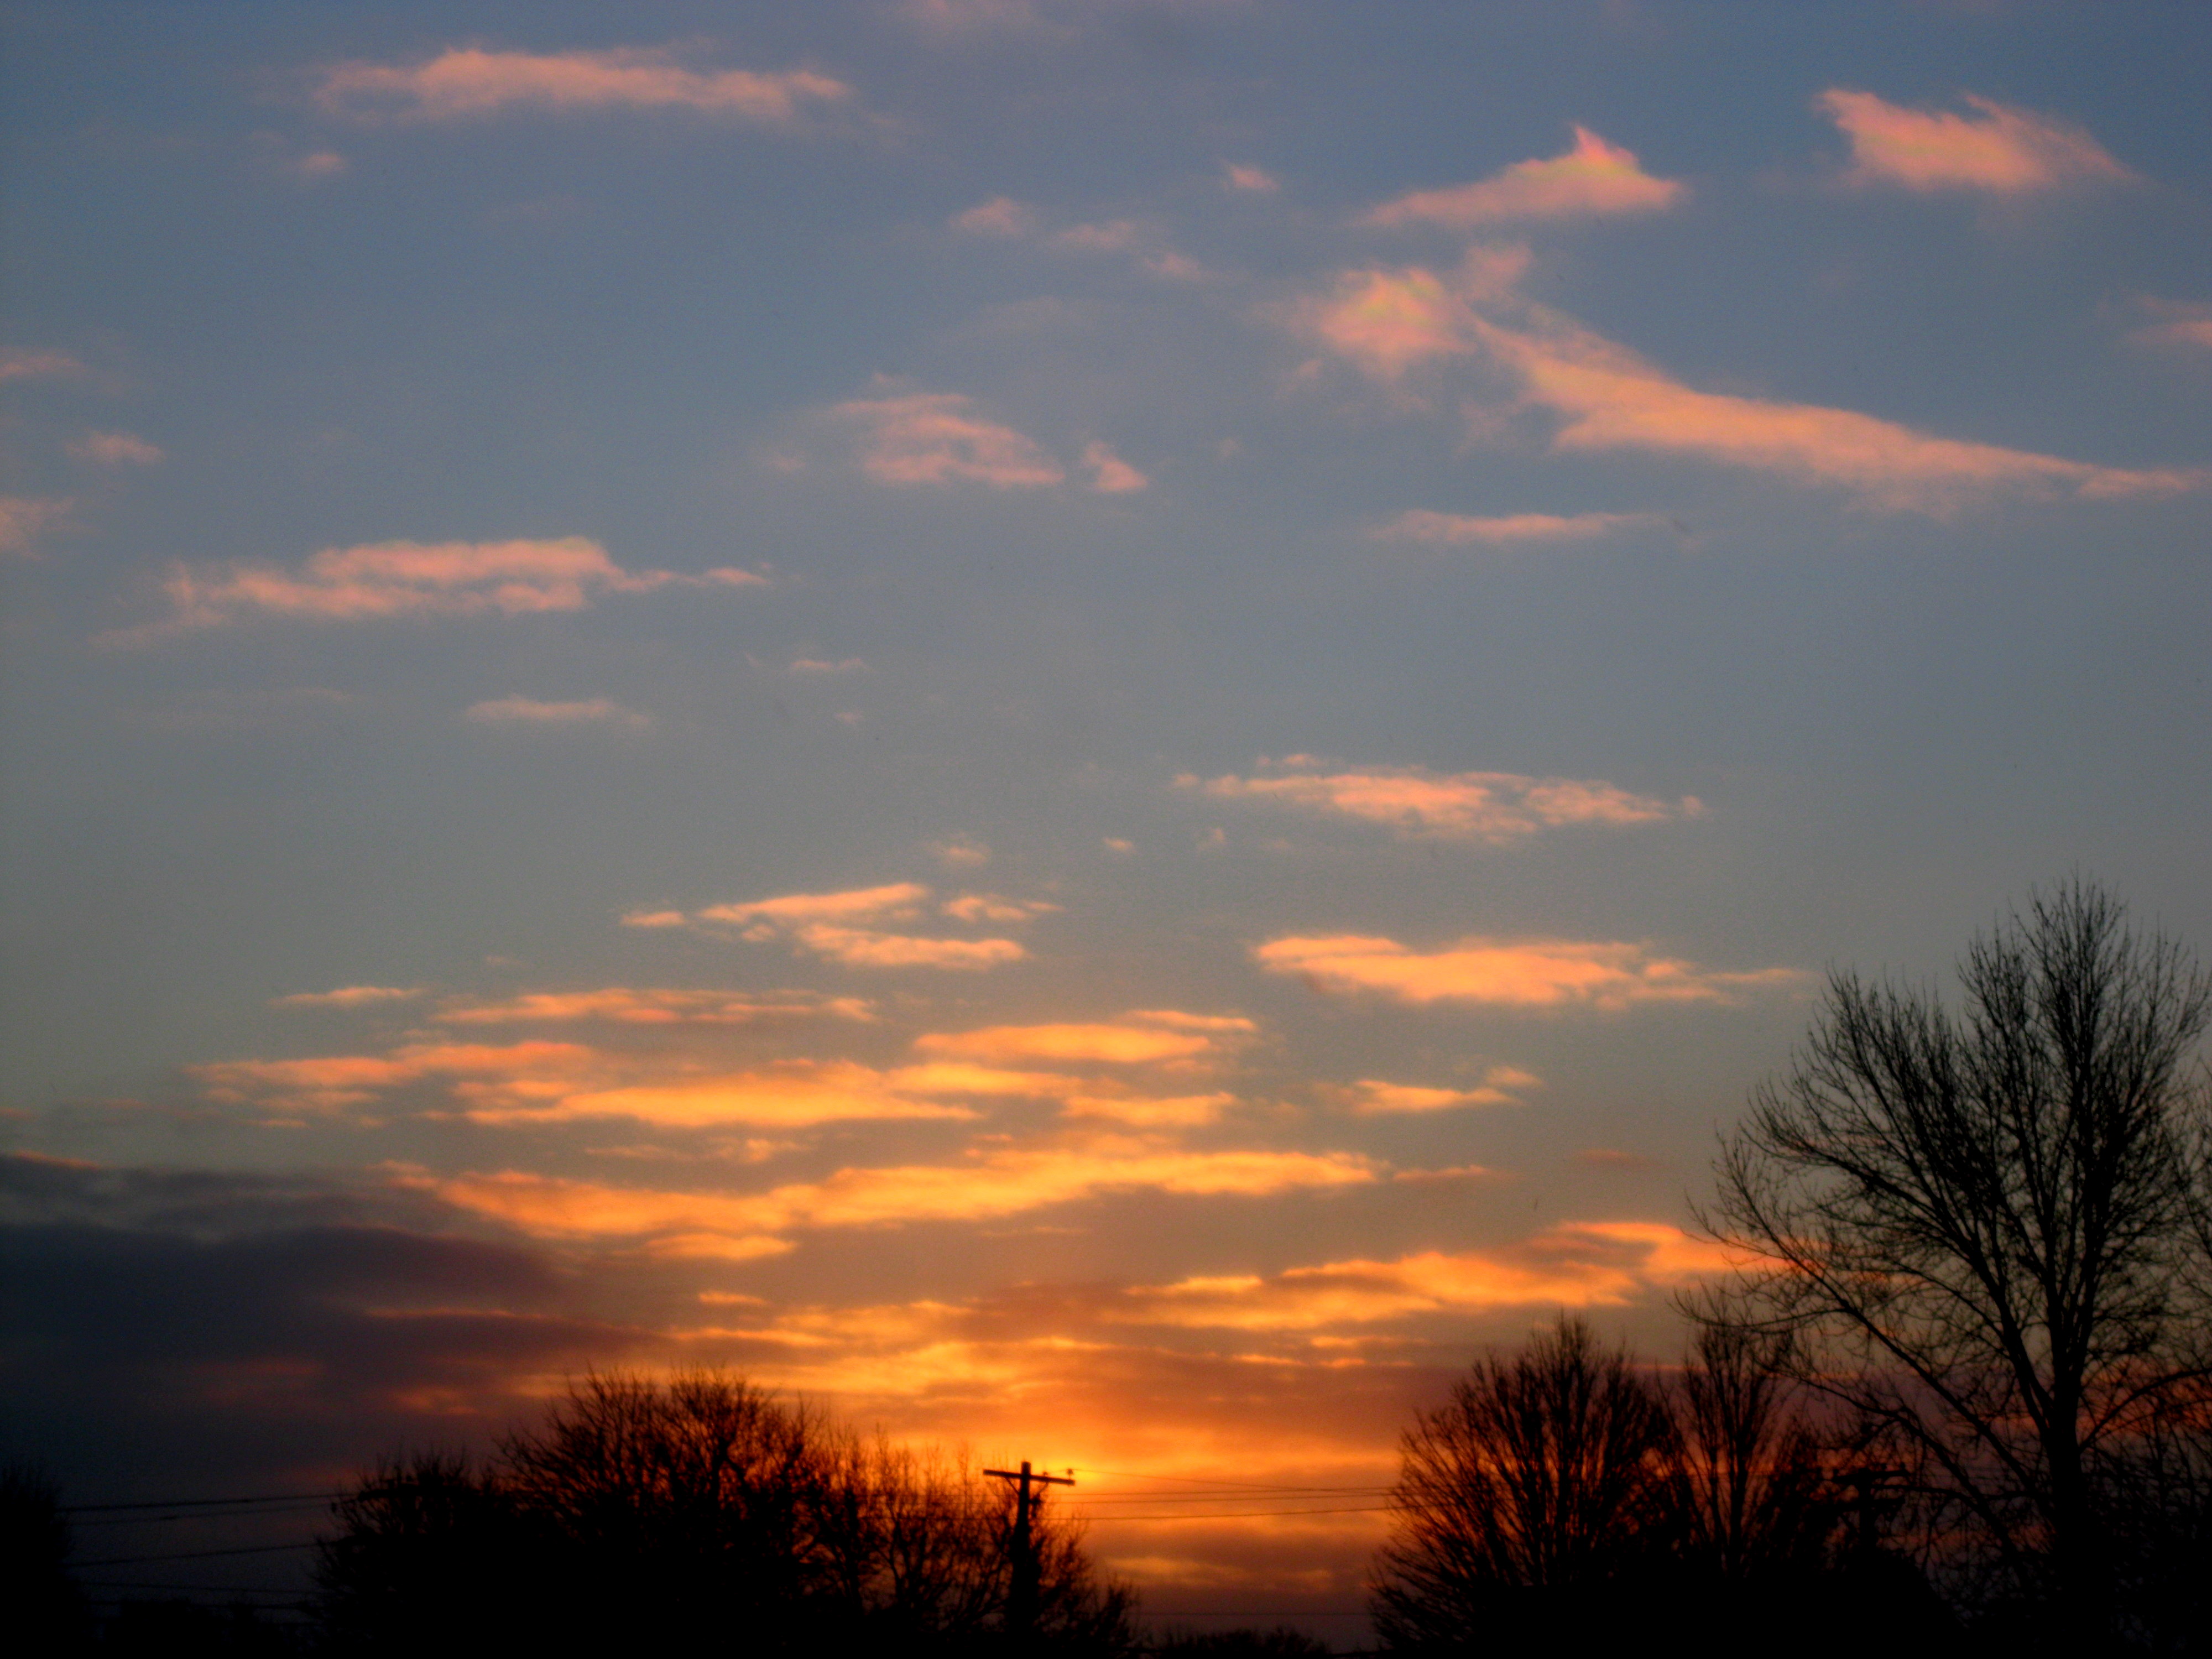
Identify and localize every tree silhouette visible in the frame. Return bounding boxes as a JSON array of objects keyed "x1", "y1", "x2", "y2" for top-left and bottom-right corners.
[
  {"x1": 1369, "y1": 1314, "x2": 1677, "y2": 1649},
  {"x1": 315, "y1": 1370, "x2": 1135, "y2": 1657},
  {"x1": 1701, "y1": 879, "x2": 2212, "y2": 1646}
]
